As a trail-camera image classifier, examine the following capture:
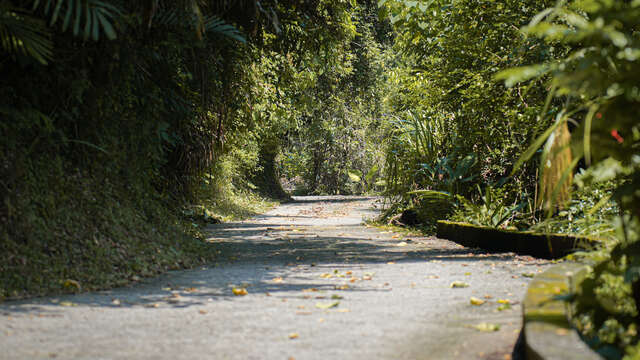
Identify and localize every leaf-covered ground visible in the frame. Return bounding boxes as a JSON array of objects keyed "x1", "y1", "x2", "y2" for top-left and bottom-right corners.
[{"x1": 0, "y1": 196, "x2": 550, "y2": 359}]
